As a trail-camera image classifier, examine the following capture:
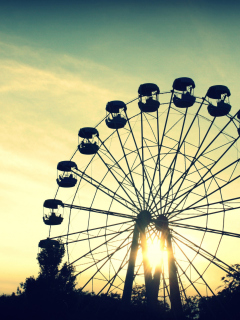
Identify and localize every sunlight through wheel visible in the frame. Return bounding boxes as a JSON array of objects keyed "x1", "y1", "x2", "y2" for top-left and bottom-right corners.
[{"x1": 40, "y1": 78, "x2": 240, "y2": 318}]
